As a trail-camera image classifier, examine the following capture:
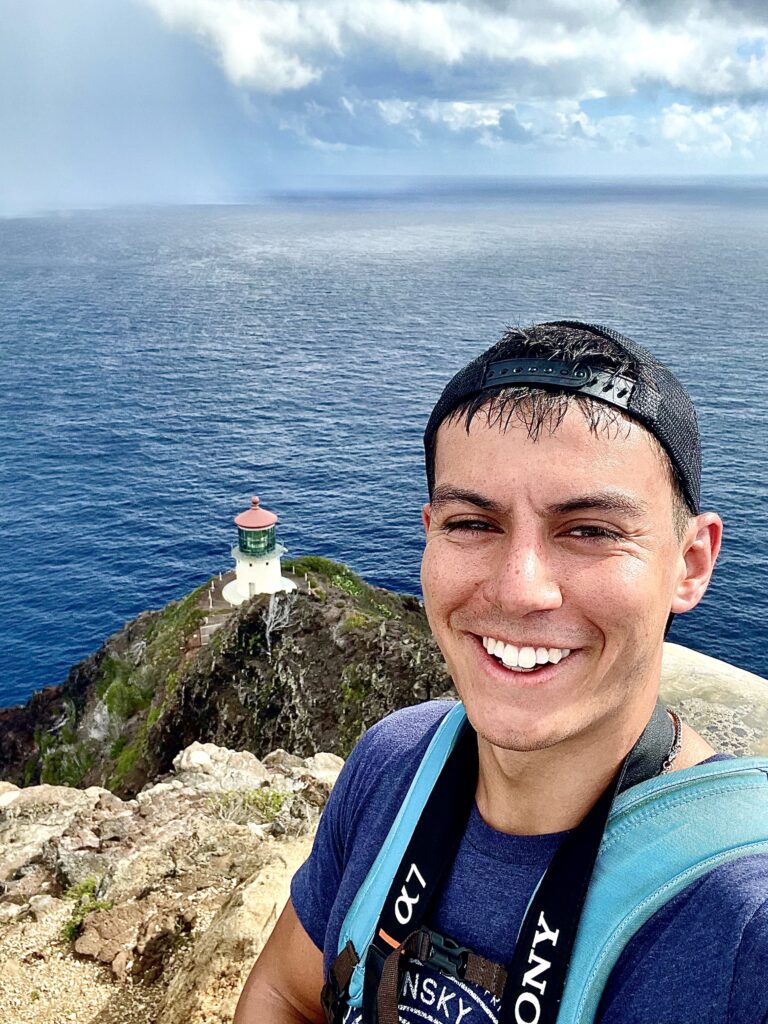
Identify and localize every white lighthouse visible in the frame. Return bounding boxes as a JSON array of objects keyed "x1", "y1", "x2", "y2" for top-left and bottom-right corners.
[{"x1": 222, "y1": 496, "x2": 297, "y2": 606}]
